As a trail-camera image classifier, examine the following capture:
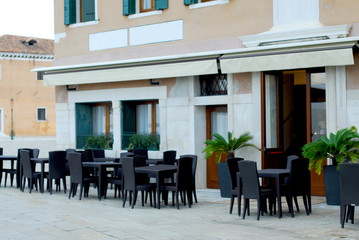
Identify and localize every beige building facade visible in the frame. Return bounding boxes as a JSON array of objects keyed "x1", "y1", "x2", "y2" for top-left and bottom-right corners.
[
  {"x1": 0, "y1": 35, "x2": 55, "y2": 139},
  {"x1": 36, "y1": 0, "x2": 359, "y2": 192}
]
